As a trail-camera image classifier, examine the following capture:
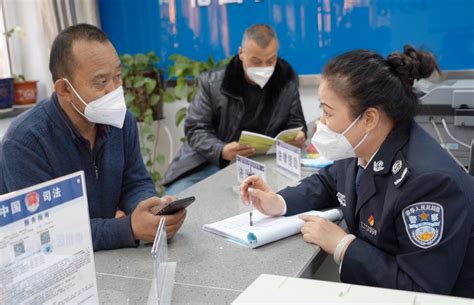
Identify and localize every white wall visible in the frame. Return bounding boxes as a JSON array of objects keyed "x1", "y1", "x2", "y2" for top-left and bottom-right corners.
[{"x1": 3, "y1": 0, "x2": 101, "y2": 101}]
